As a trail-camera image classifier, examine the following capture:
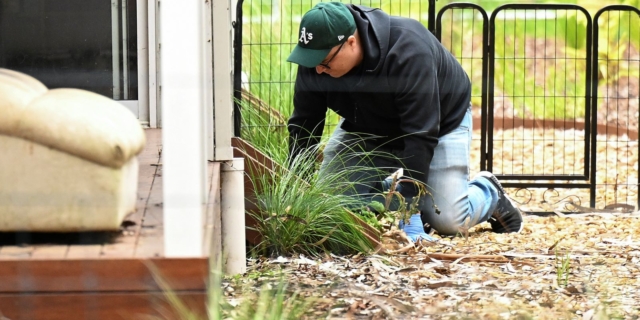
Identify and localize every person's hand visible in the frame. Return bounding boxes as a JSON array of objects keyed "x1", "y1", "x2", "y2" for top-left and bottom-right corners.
[{"x1": 399, "y1": 213, "x2": 437, "y2": 243}]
